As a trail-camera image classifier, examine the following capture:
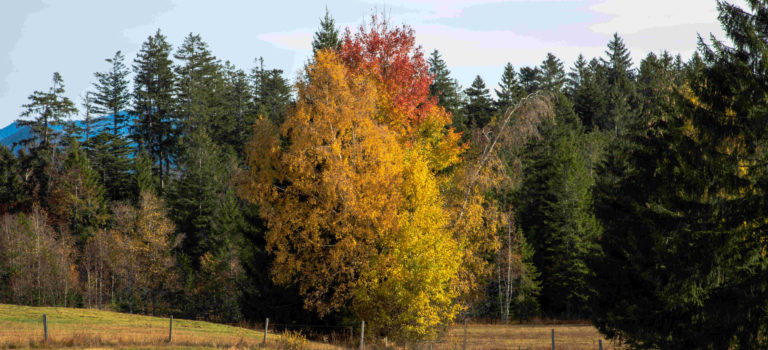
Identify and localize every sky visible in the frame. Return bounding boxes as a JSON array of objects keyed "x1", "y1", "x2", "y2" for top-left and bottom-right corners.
[{"x1": 0, "y1": 0, "x2": 750, "y2": 128}]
